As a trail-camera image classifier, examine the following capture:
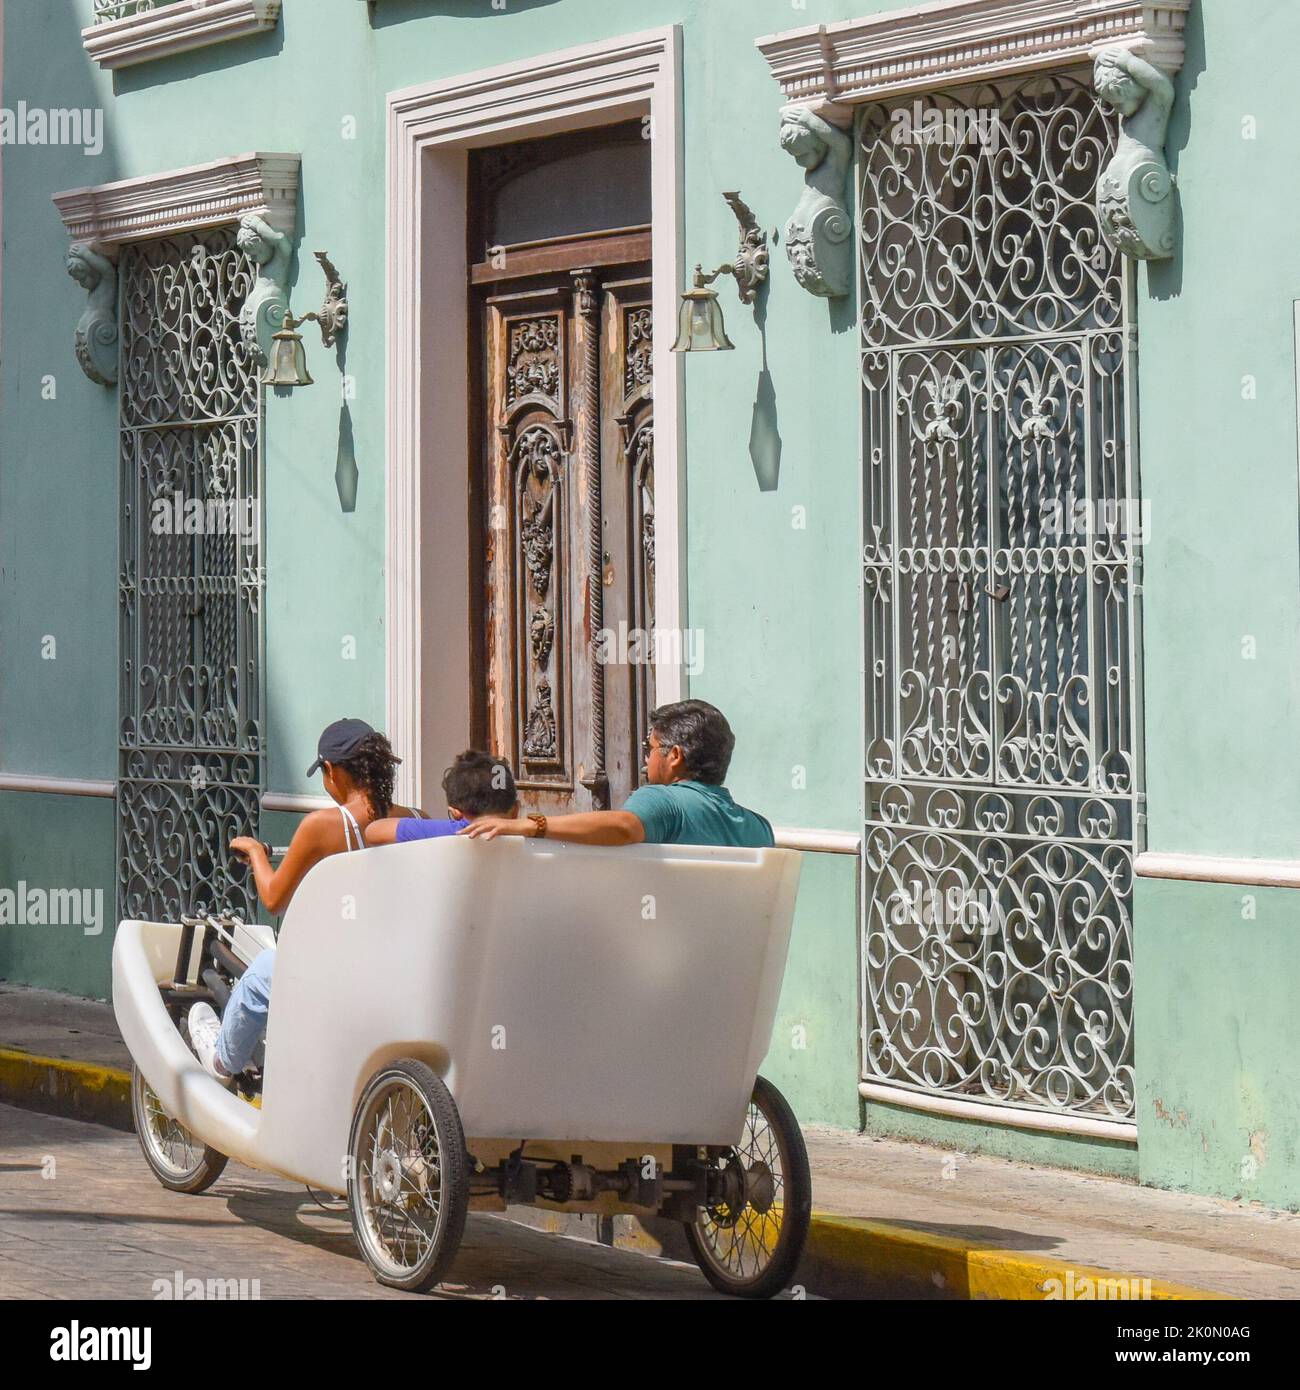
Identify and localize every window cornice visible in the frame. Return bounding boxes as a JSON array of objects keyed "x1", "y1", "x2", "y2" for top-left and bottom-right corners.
[
  {"x1": 83, "y1": 0, "x2": 281, "y2": 71},
  {"x1": 755, "y1": 0, "x2": 1189, "y2": 110},
  {"x1": 52, "y1": 150, "x2": 300, "y2": 249}
]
